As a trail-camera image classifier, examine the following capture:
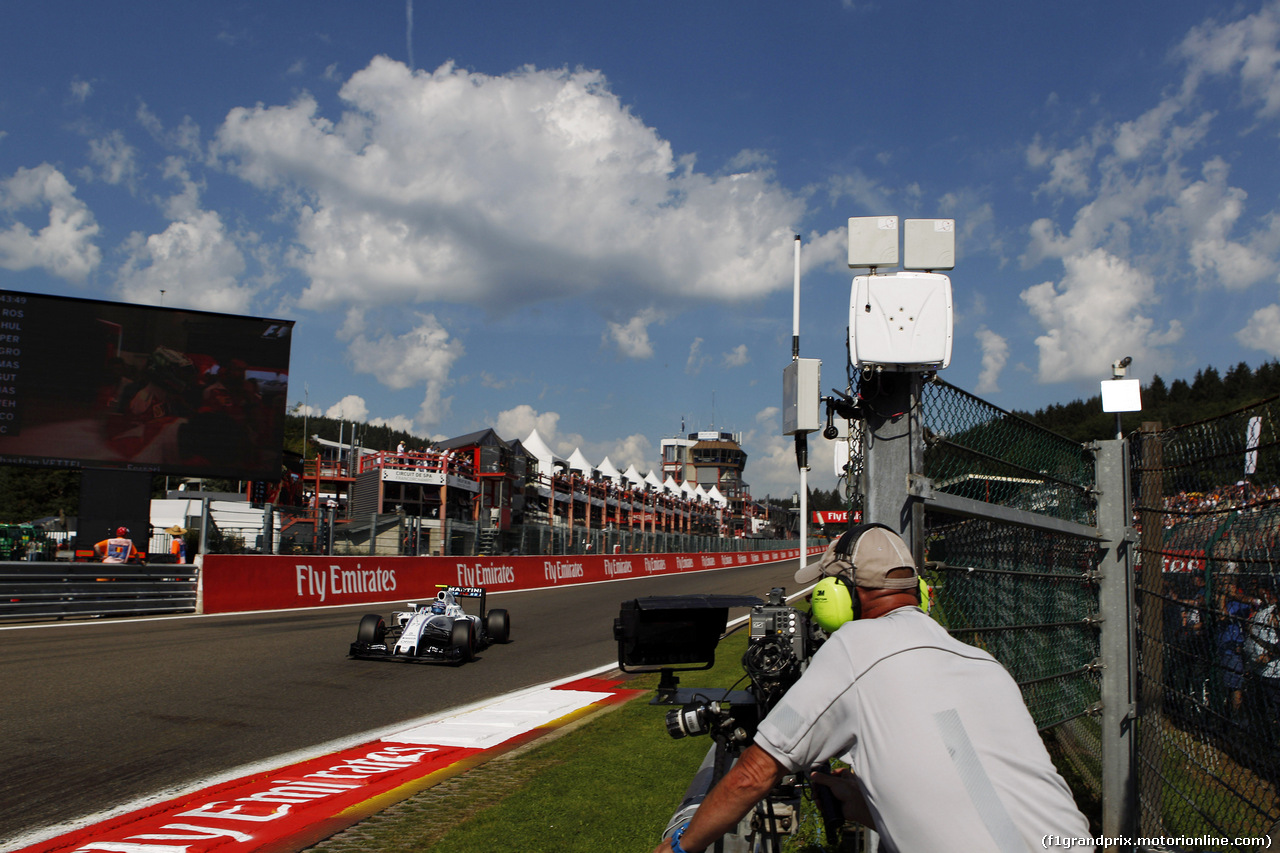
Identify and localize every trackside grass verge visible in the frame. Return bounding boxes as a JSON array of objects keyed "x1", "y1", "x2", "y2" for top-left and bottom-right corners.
[{"x1": 306, "y1": 630, "x2": 758, "y2": 853}]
